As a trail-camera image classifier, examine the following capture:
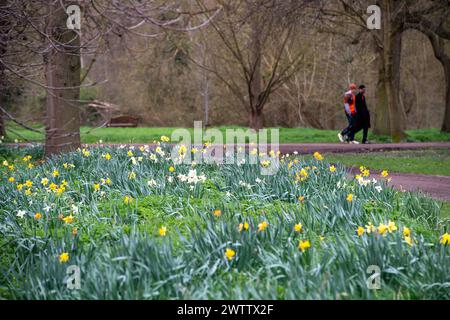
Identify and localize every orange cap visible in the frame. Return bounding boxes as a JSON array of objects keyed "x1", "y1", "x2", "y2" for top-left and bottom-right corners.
[{"x1": 349, "y1": 83, "x2": 357, "y2": 90}]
